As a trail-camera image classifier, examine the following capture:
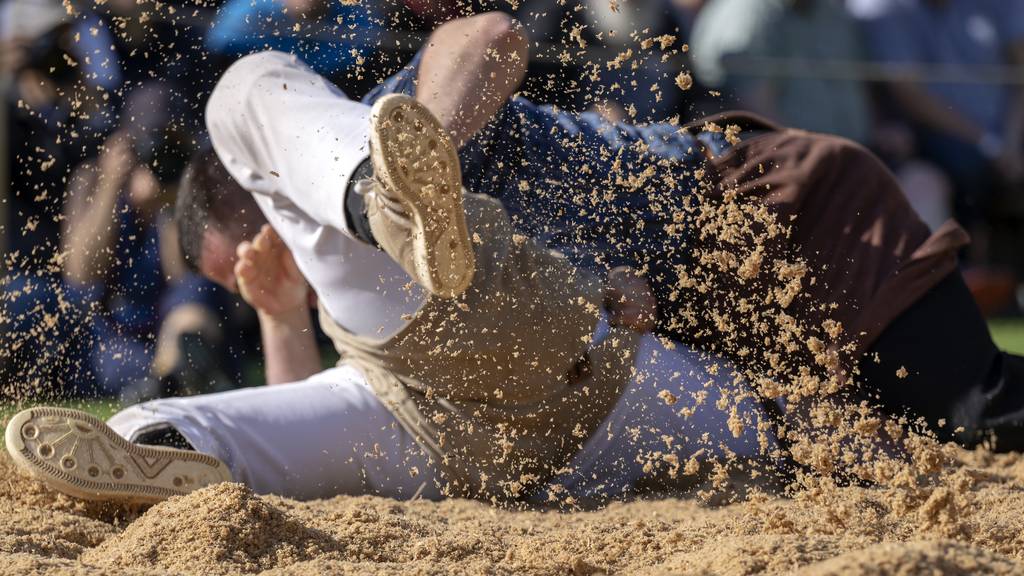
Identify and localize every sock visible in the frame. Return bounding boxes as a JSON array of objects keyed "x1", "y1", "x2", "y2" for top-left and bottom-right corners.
[
  {"x1": 344, "y1": 157, "x2": 379, "y2": 248},
  {"x1": 133, "y1": 425, "x2": 196, "y2": 451}
]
